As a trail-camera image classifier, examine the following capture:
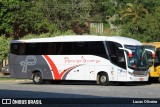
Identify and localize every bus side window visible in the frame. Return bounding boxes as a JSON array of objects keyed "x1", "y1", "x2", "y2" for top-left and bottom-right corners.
[
  {"x1": 107, "y1": 41, "x2": 118, "y2": 64},
  {"x1": 107, "y1": 41, "x2": 126, "y2": 69},
  {"x1": 57, "y1": 42, "x2": 72, "y2": 55},
  {"x1": 72, "y1": 42, "x2": 89, "y2": 55},
  {"x1": 47, "y1": 43, "x2": 56, "y2": 55},
  {"x1": 11, "y1": 43, "x2": 25, "y2": 55},
  {"x1": 117, "y1": 50, "x2": 126, "y2": 69},
  {"x1": 89, "y1": 42, "x2": 108, "y2": 59},
  {"x1": 19, "y1": 43, "x2": 25, "y2": 55},
  {"x1": 25, "y1": 43, "x2": 39, "y2": 55},
  {"x1": 11, "y1": 44, "x2": 19, "y2": 55}
]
